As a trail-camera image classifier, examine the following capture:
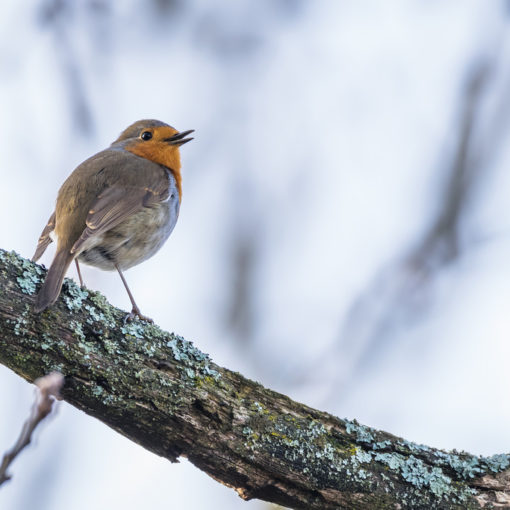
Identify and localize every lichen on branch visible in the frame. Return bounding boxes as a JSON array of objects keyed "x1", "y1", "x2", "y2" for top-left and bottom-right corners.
[{"x1": 0, "y1": 248, "x2": 509, "y2": 509}]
